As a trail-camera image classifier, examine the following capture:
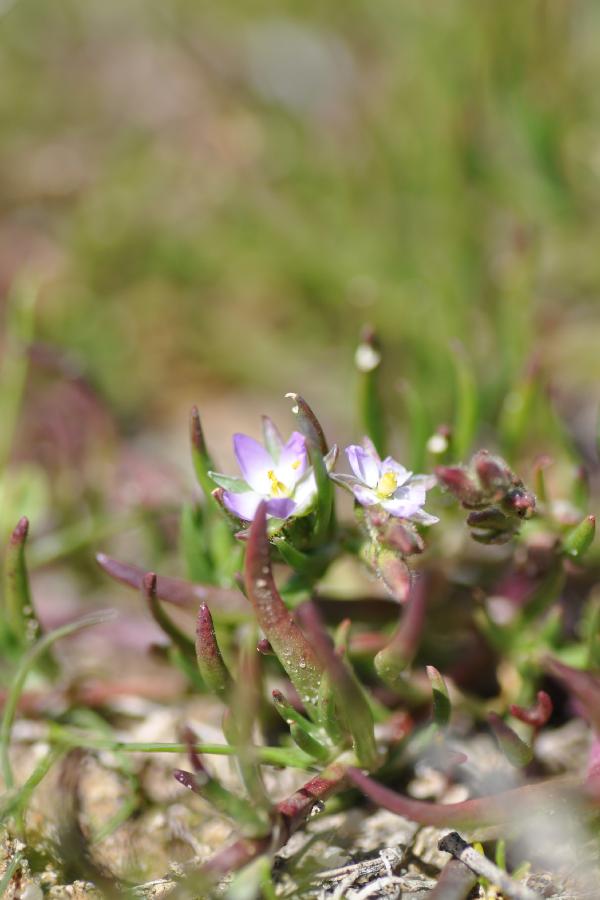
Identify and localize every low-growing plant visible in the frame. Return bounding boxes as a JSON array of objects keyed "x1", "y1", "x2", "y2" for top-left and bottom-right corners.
[{"x1": 1, "y1": 327, "x2": 599, "y2": 896}]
